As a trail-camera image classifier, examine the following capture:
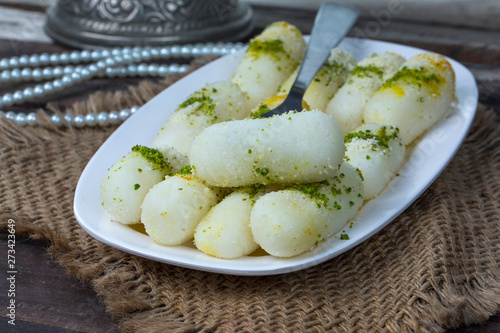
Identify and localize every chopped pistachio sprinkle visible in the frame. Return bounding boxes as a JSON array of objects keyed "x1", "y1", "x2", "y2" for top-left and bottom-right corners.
[
  {"x1": 177, "y1": 165, "x2": 193, "y2": 175},
  {"x1": 131, "y1": 145, "x2": 170, "y2": 172},
  {"x1": 383, "y1": 66, "x2": 443, "y2": 90},
  {"x1": 289, "y1": 180, "x2": 330, "y2": 209},
  {"x1": 134, "y1": 183, "x2": 141, "y2": 190},
  {"x1": 247, "y1": 38, "x2": 287, "y2": 61},
  {"x1": 177, "y1": 89, "x2": 217, "y2": 122},
  {"x1": 250, "y1": 103, "x2": 271, "y2": 119},
  {"x1": 350, "y1": 65, "x2": 384, "y2": 80},
  {"x1": 344, "y1": 125, "x2": 400, "y2": 150}
]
